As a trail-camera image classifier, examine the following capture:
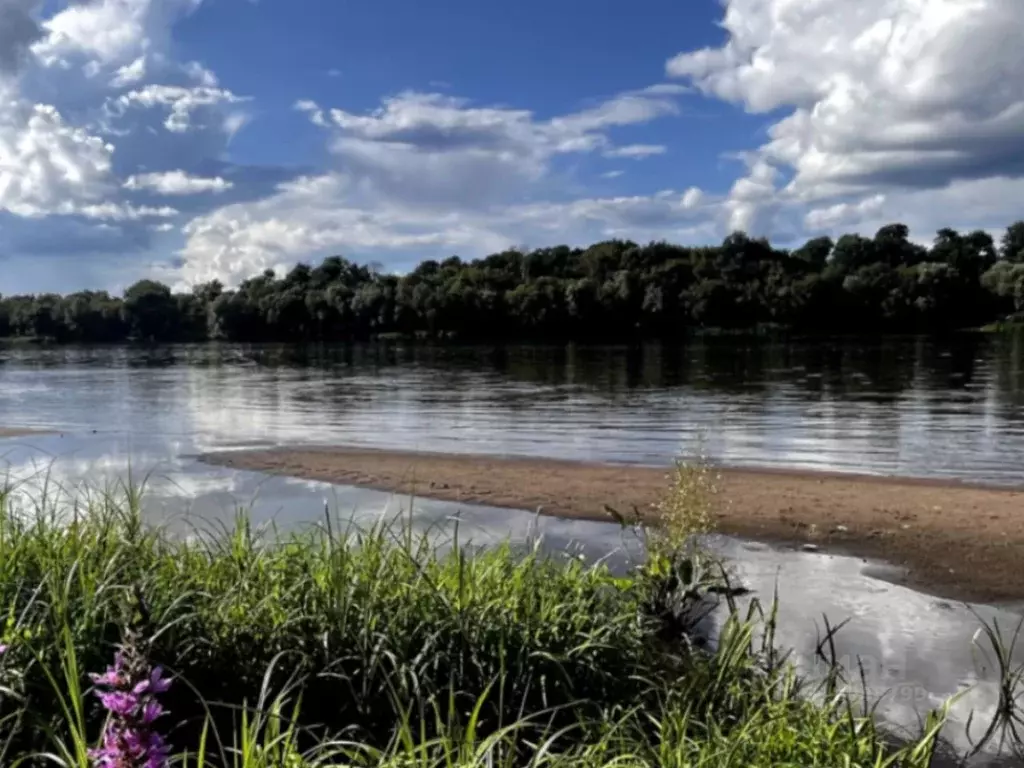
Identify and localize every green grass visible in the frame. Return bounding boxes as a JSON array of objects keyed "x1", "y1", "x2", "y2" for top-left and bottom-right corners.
[{"x1": 0, "y1": 476, "x2": 1010, "y2": 766}]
